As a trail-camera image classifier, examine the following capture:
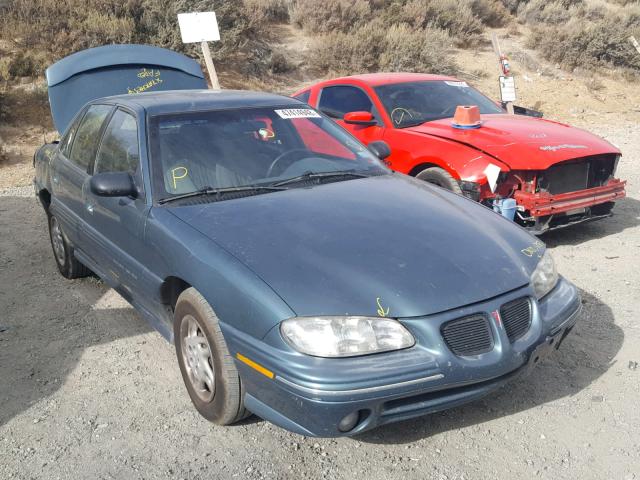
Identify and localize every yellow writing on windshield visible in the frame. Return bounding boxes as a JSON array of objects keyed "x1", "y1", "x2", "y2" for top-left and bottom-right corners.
[{"x1": 171, "y1": 166, "x2": 188, "y2": 190}]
